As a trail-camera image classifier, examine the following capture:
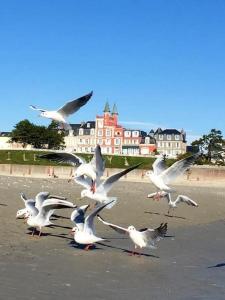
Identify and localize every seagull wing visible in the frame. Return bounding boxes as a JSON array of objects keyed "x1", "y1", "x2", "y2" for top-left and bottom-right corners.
[
  {"x1": 26, "y1": 201, "x2": 39, "y2": 217},
  {"x1": 38, "y1": 152, "x2": 86, "y2": 166},
  {"x1": 90, "y1": 145, "x2": 105, "y2": 181},
  {"x1": 174, "y1": 195, "x2": 198, "y2": 206},
  {"x1": 70, "y1": 205, "x2": 89, "y2": 227},
  {"x1": 140, "y1": 223, "x2": 168, "y2": 248},
  {"x1": 152, "y1": 157, "x2": 167, "y2": 175},
  {"x1": 75, "y1": 175, "x2": 92, "y2": 190},
  {"x1": 29, "y1": 105, "x2": 46, "y2": 113},
  {"x1": 39, "y1": 199, "x2": 76, "y2": 219},
  {"x1": 20, "y1": 193, "x2": 35, "y2": 206},
  {"x1": 35, "y1": 192, "x2": 50, "y2": 209},
  {"x1": 57, "y1": 91, "x2": 93, "y2": 117},
  {"x1": 98, "y1": 163, "x2": 142, "y2": 194},
  {"x1": 84, "y1": 201, "x2": 114, "y2": 234},
  {"x1": 159, "y1": 153, "x2": 199, "y2": 185},
  {"x1": 97, "y1": 215, "x2": 128, "y2": 234}
]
